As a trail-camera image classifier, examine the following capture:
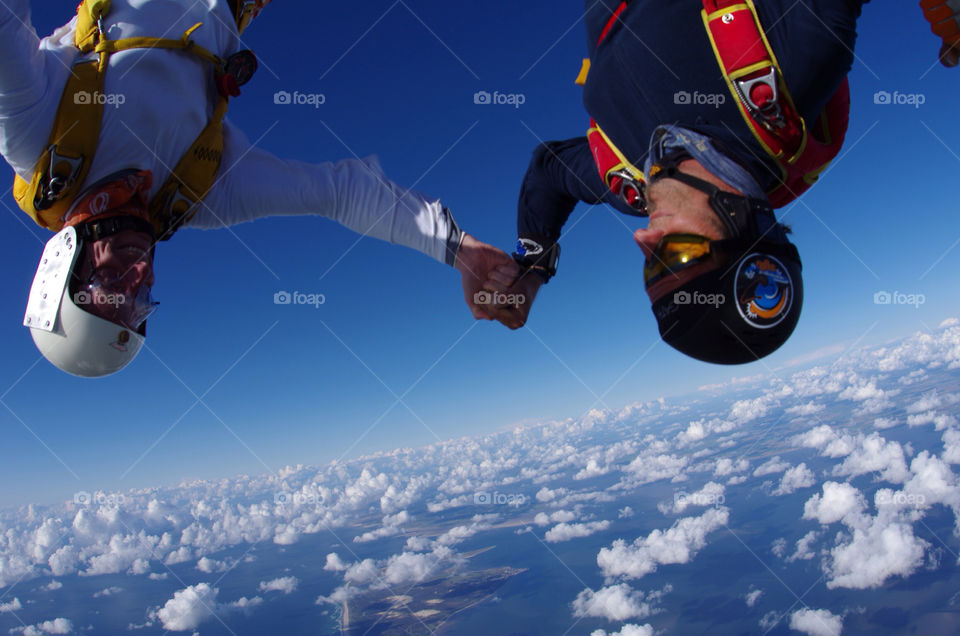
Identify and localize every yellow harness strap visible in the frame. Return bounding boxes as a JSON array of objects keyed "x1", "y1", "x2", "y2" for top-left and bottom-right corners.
[{"x1": 14, "y1": 0, "x2": 236, "y2": 239}]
